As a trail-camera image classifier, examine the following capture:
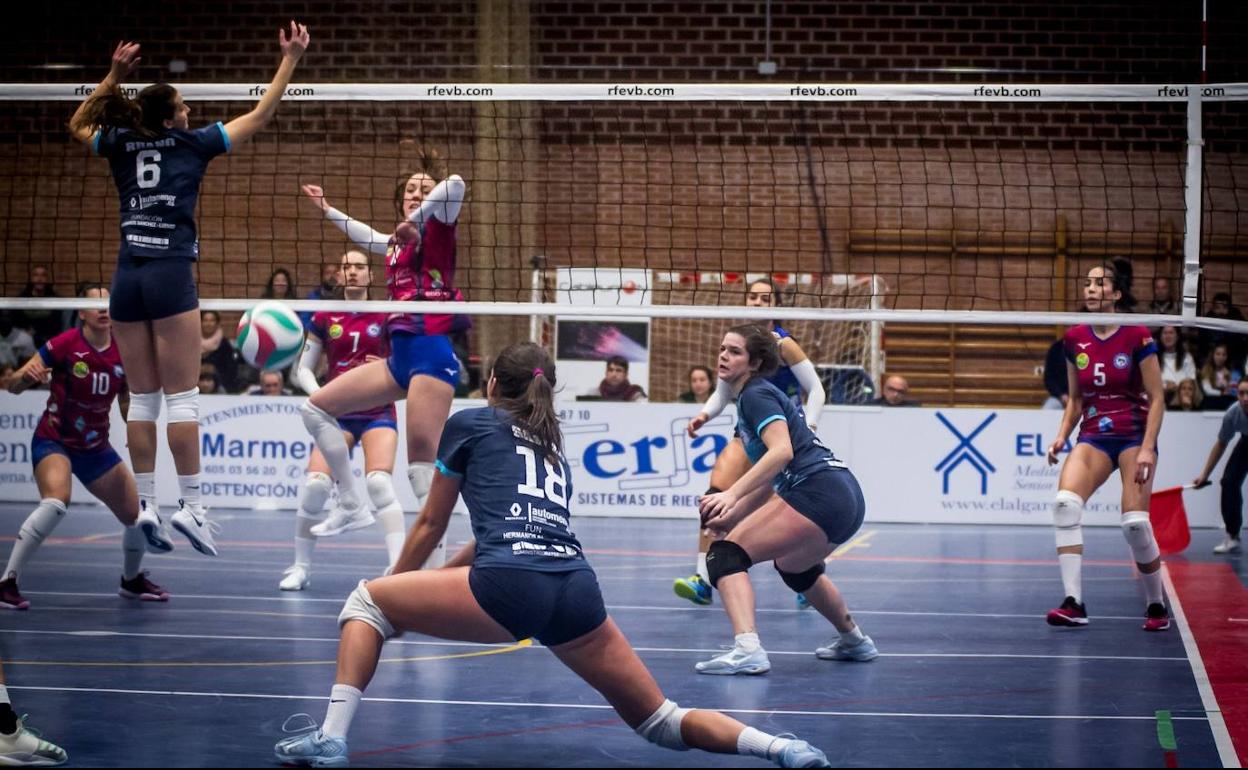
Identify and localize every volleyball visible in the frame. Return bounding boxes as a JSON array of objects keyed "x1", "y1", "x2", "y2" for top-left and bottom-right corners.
[{"x1": 235, "y1": 301, "x2": 305, "y2": 371}]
